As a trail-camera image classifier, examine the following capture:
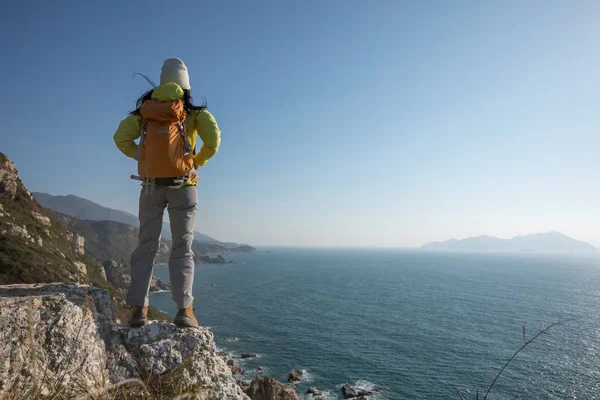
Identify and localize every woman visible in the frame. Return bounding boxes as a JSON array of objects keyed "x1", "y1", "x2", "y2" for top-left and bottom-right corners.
[{"x1": 113, "y1": 58, "x2": 221, "y2": 328}]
